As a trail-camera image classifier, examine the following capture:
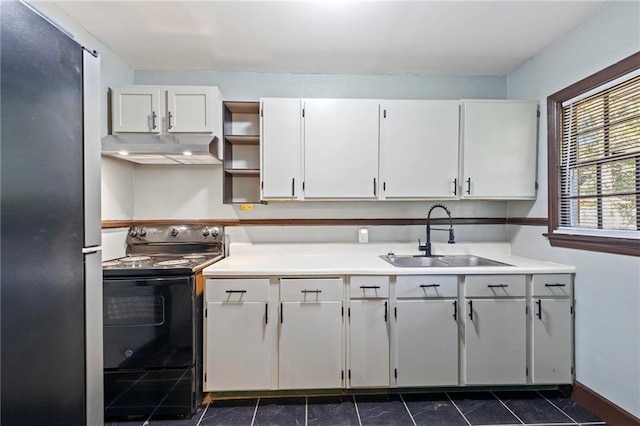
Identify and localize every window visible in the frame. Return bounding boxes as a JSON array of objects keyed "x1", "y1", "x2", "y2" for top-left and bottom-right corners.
[{"x1": 547, "y1": 52, "x2": 640, "y2": 256}]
